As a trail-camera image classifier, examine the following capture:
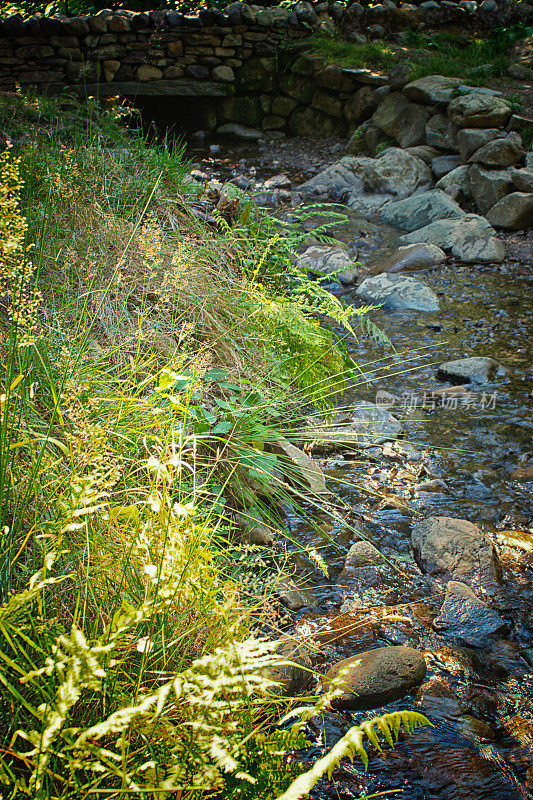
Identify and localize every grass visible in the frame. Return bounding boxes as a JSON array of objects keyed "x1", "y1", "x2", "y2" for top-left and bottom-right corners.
[
  {"x1": 0, "y1": 91, "x2": 432, "y2": 798},
  {"x1": 300, "y1": 24, "x2": 530, "y2": 85}
]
